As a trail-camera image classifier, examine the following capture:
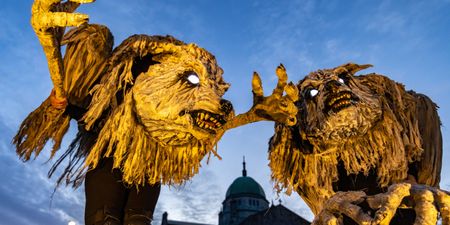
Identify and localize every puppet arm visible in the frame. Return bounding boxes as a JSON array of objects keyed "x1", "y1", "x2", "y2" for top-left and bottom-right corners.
[
  {"x1": 222, "y1": 64, "x2": 298, "y2": 130},
  {"x1": 312, "y1": 183, "x2": 450, "y2": 225},
  {"x1": 31, "y1": 0, "x2": 94, "y2": 106}
]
